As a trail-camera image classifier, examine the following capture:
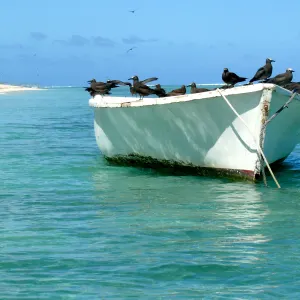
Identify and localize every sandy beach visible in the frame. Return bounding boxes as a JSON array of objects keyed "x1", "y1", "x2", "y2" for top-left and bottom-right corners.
[{"x1": 0, "y1": 84, "x2": 41, "y2": 94}]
